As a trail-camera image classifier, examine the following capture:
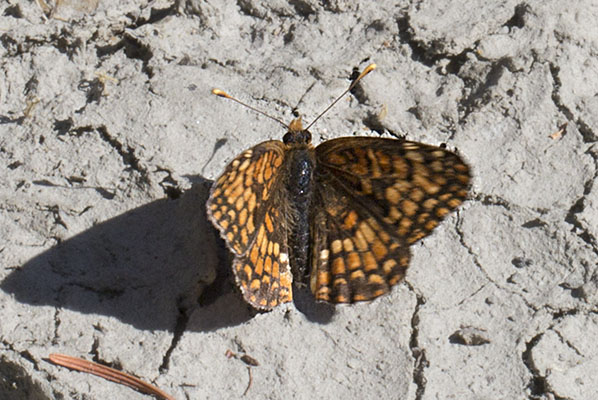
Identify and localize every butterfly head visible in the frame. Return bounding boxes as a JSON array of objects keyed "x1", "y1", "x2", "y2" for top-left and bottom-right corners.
[{"x1": 283, "y1": 117, "x2": 312, "y2": 145}]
